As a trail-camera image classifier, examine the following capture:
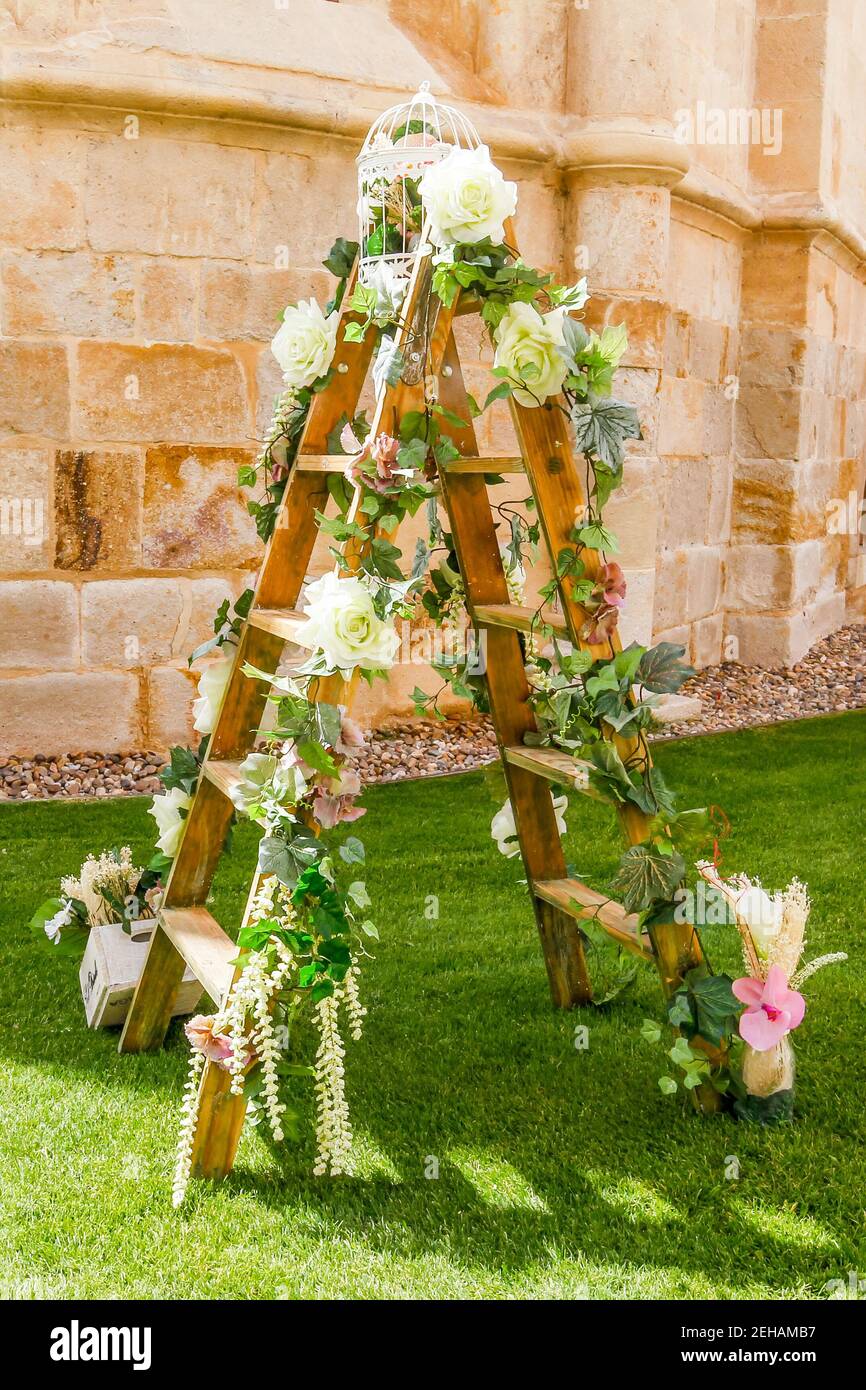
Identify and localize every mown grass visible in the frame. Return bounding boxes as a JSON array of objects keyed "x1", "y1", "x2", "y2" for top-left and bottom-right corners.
[{"x1": 0, "y1": 711, "x2": 863, "y2": 1299}]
